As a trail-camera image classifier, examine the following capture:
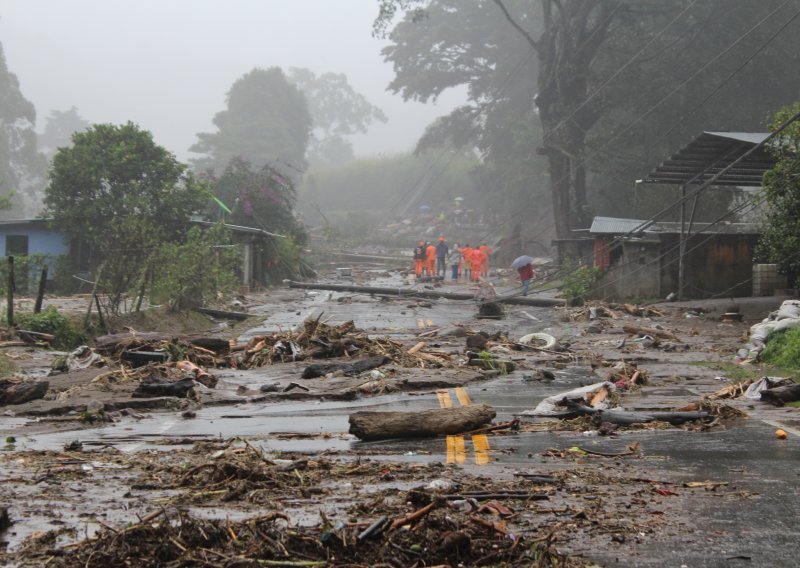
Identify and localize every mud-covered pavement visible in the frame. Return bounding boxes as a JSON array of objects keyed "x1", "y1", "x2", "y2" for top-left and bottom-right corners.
[{"x1": 1, "y1": 270, "x2": 799, "y2": 567}]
